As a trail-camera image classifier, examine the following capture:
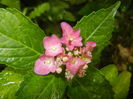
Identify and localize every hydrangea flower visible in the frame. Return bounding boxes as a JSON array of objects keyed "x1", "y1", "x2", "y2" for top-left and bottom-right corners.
[
  {"x1": 65, "y1": 57, "x2": 86, "y2": 75},
  {"x1": 43, "y1": 34, "x2": 63, "y2": 56},
  {"x1": 61, "y1": 22, "x2": 82, "y2": 50},
  {"x1": 34, "y1": 55, "x2": 56, "y2": 75},
  {"x1": 34, "y1": 22, "x2": 96, "y2": 80}
]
